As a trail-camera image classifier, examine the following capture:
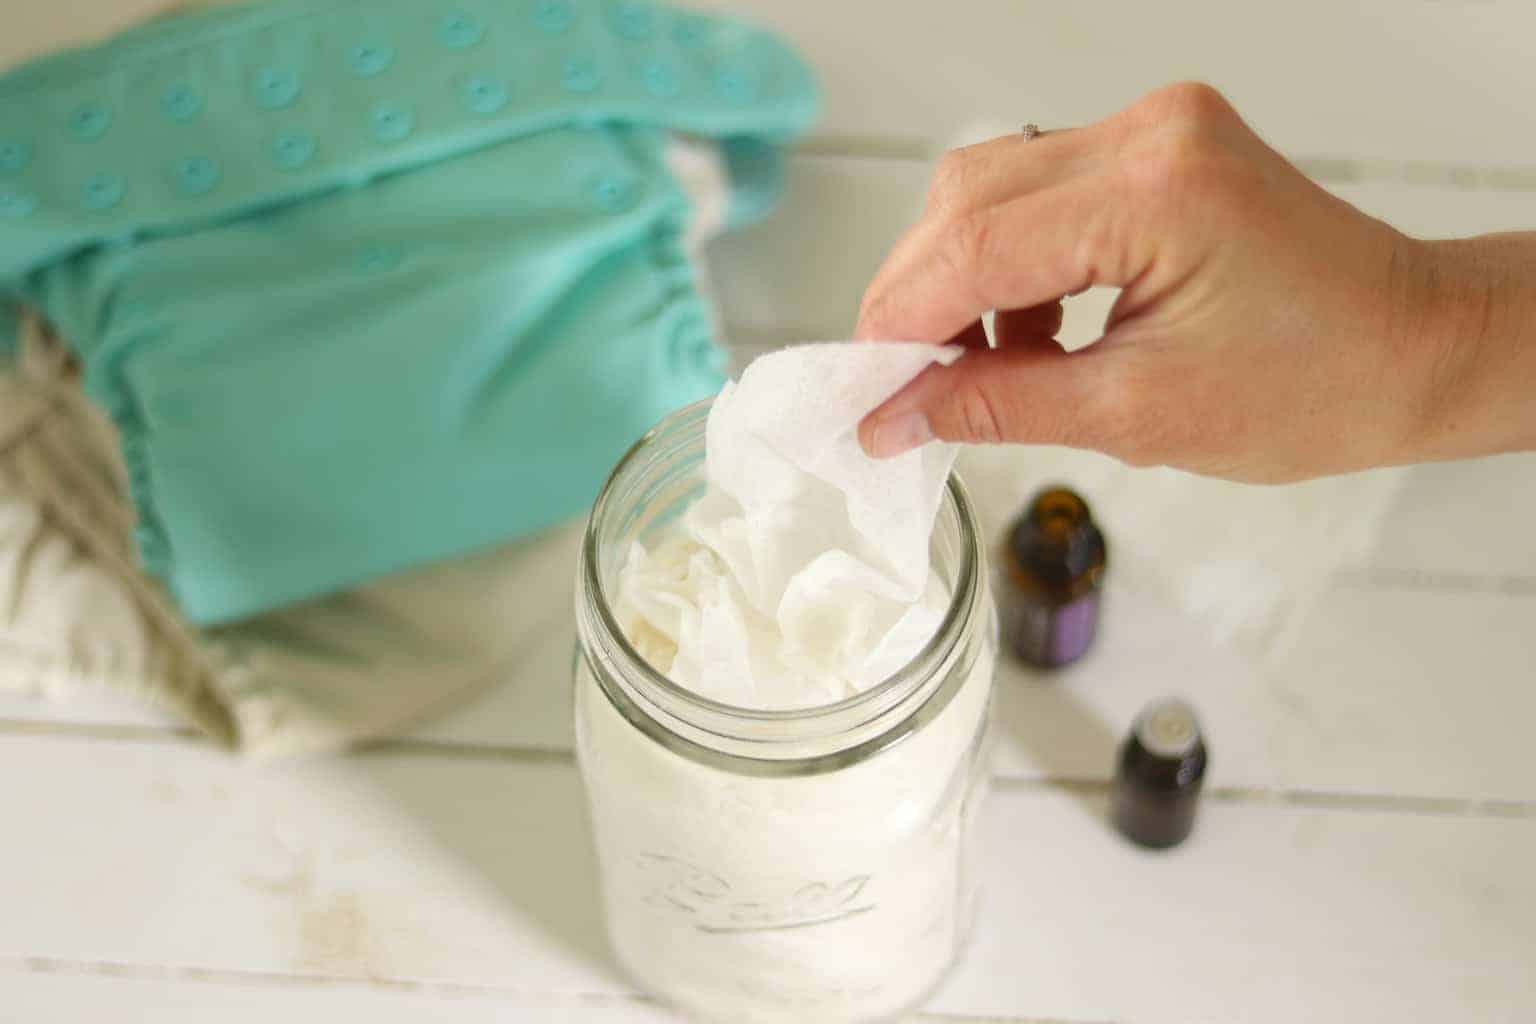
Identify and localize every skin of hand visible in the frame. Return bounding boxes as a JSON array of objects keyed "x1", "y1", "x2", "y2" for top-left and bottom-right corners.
[{"x1": 855, "y1": 82, "x2": 1536, "y2": 483}]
